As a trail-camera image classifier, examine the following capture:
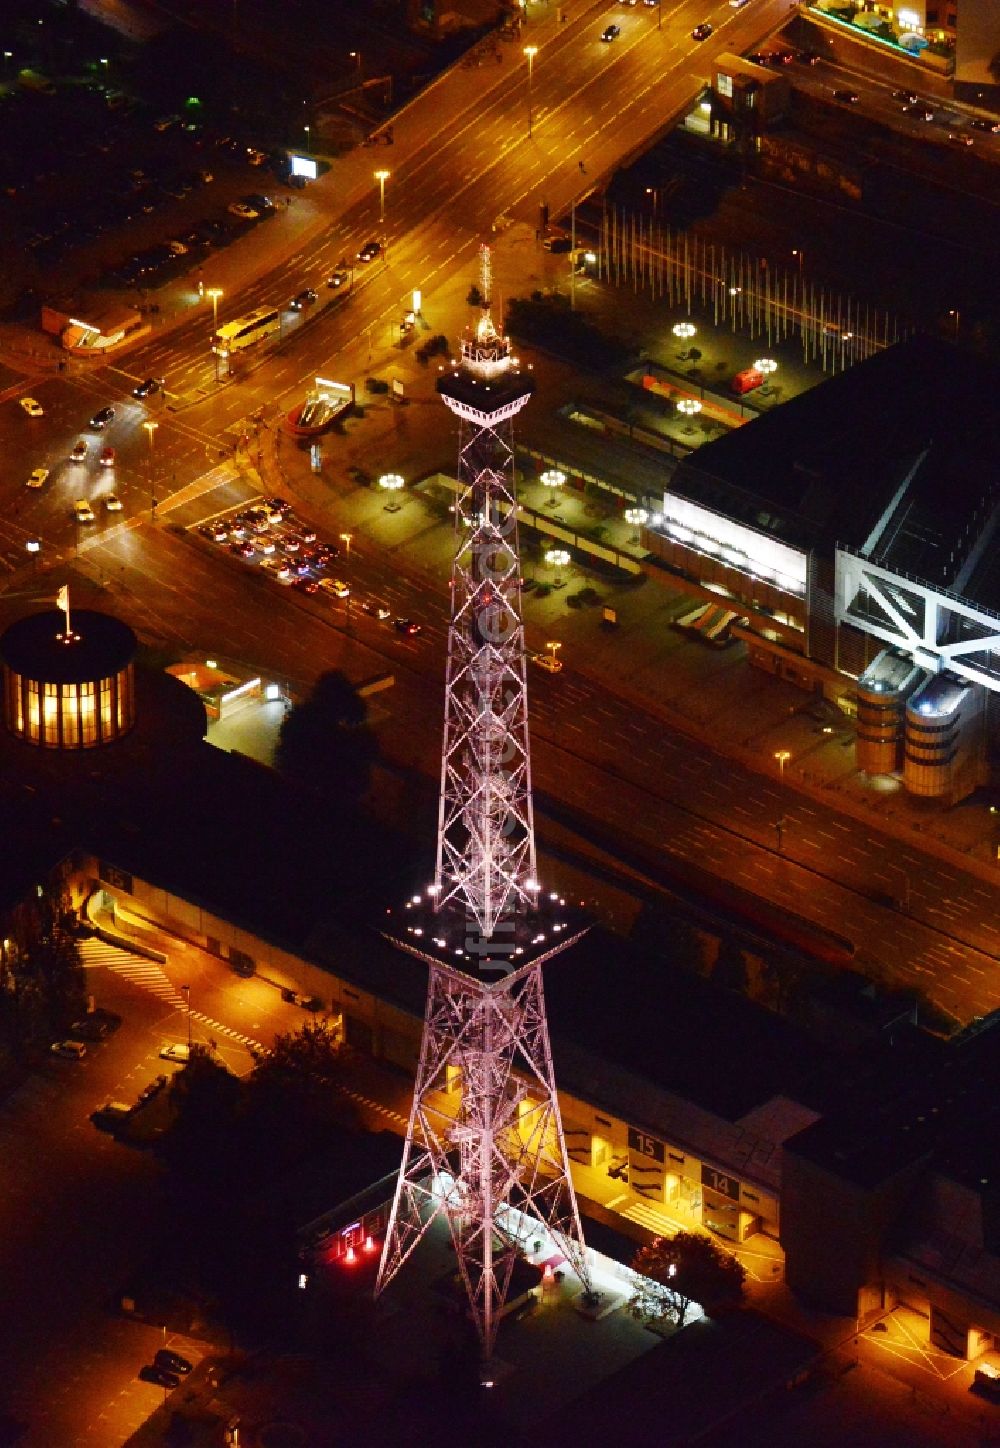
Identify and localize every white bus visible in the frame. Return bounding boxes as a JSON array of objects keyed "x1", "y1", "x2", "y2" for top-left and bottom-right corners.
[{"x1": 212, "y1": 306, "x2": 281, "y2": 357}]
